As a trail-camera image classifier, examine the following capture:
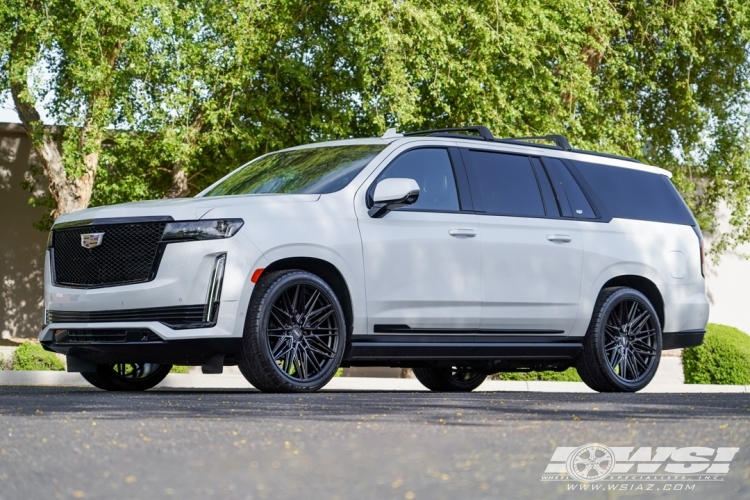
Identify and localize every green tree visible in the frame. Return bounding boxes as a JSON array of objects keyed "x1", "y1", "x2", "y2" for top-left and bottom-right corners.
[
  {"x1": 0, "y1": 0, "x2": 167, "y2": 223},
  {"x1": 3, "y1": 0, "x2": 750, "y2": 258},
  {"x1": 340, "y1": 0, "x2": 750, "y2": 254}
]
